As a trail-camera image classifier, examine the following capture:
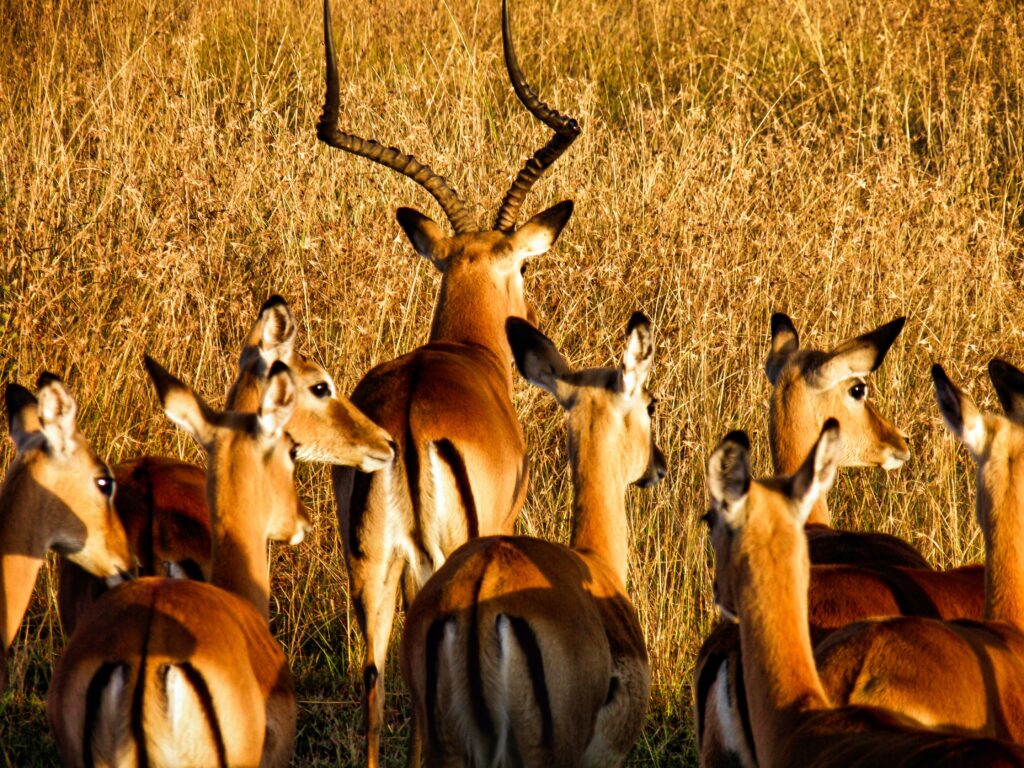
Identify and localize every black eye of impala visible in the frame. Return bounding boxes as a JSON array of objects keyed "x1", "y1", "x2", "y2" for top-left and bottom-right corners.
[
  {"x1": 849, "y1": 382, "x2": 867, "y2": 401},
  {"x1": 647, "y1": 396, "x2": 658, "y2": 417},
  {"x1": 95, "y1": 475, "x2": 114, "y2": 497},
  {"x1": 310, "y1": 382, "x2": 331, "y2": 399},
  {"x1": 289, "y1": 445, "x2": 299, "y2": 461},
  {"x1": 520, "y1": 262, "x2": 528, "y2": 276}
]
